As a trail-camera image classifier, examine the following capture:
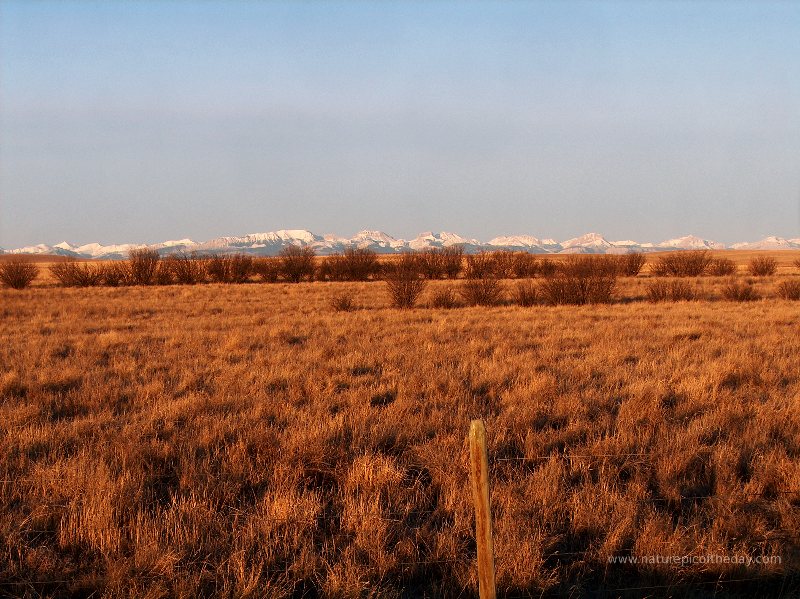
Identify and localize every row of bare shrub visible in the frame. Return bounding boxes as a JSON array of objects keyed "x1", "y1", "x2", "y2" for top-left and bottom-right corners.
[
  {"x1": 382, "y1": 255, "x2": 622, "y2": 308},
  {"x1": 46, "y1": 248, "x2": 307, "y2": 287},
  {"x1": 651, "y1": 250, "x2": 713, "y2": 276},
  {"x1": 321, "y1": 248, "x2": 642, "y2": 286},
  {"x1": 317, "y1": 247, "x2": 381, "y2": 281},
  {"x1": 2, "y1": 249, "x2": 796, "y2": 290},
  {"x1": 49, "y1": 249, "x2": 167, "y2": 287},
  {"x1": 652, "y1": 251, "x2": 782, "y2": 277},
  {"x1": 379, "y1": 254, "x2": 800, "y2": 308},
  {"x1": 462, "y1": 251, "x2": 644, "y2": 279},
  {"x1": 374, "y1": 276, "x2": 800, "y2": 310},
  {"x1": 646, "y1": 278, "x2": 800, "y2": 303},
  {"x1": 414, "y1": 246, "x2": 465, "y2": 279},
  {"x1": 35, "y1": 248, "x2": 647, "y2": 290}
]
